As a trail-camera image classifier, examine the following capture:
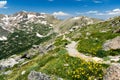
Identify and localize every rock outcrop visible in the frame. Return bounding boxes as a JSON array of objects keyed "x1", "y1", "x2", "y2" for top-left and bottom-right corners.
[
  {"x1": 103, "y1": 64, "x2": 120, "y2": 80},
  {"x1": 0, "y1": 58, "x2": 18, "y2": 70},
  {"x1": 0, "y1": 11, "x2": 60, "y2": 32},
  {"x1": 103, "y1": 36, "x2": 120, "y2": 51},
  {"x1": 113, "y1": 28, "x2": 120, "y2": 33},
  {"x1": 0, "y1": 55, "x2": 24, "y2": 70},
  {"x1": 28, "y1": 71, "x2": 51, "y2": 80}
]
